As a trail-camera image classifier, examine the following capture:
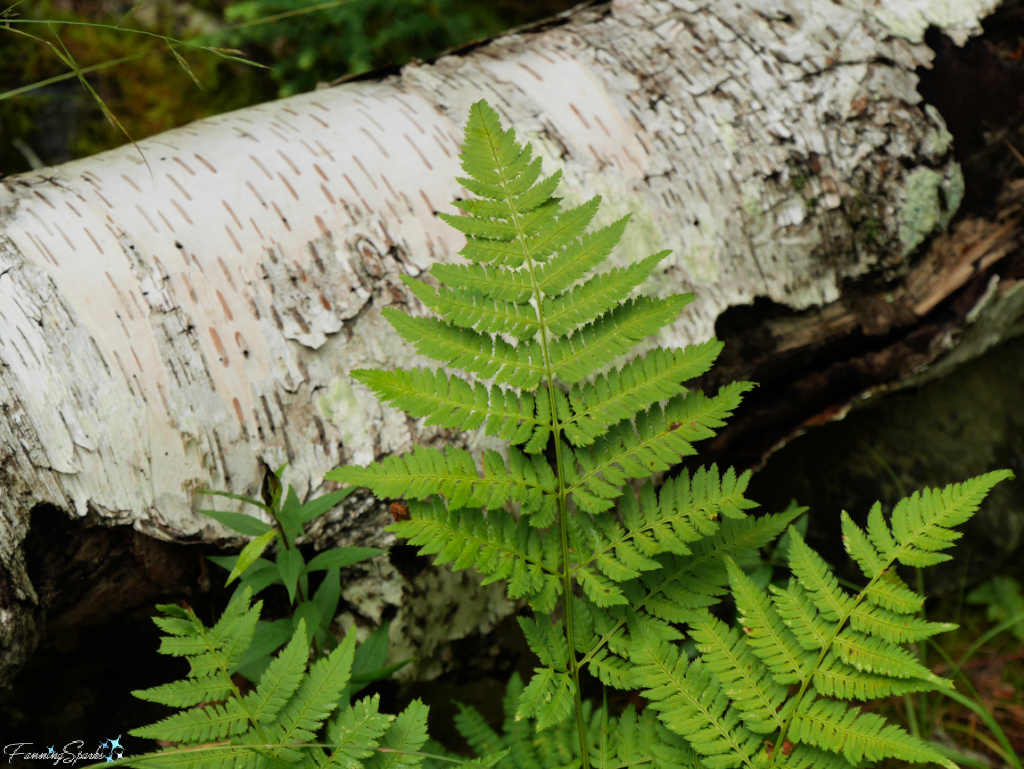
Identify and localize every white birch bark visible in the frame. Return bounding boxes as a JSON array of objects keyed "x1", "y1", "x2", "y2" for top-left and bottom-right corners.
[{"x1": 0, "y1": 0, "x2": 1008, "y2": 683}]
